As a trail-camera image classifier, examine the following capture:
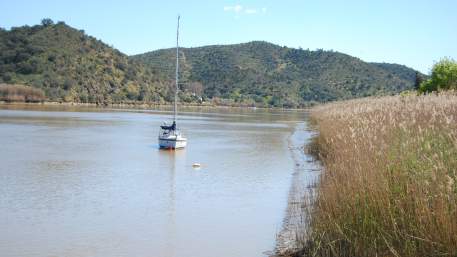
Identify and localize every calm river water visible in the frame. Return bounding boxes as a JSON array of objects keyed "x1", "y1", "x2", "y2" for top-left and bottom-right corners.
[{"x1": 0, "y1": 105, "x2": 309, "y2": 257}]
